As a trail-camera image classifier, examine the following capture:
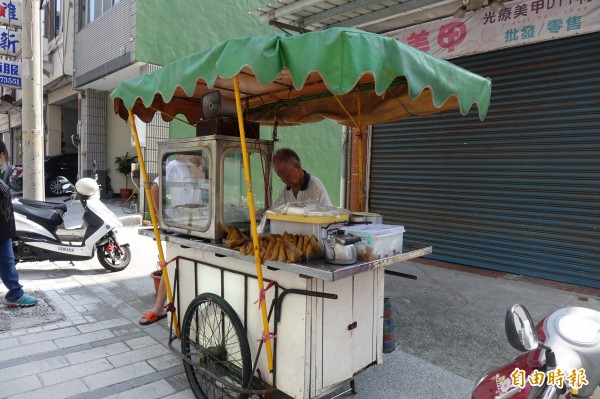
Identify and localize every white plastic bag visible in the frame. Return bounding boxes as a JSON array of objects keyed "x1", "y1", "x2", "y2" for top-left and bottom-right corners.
[{"x1": 268, "y1": 201, "x2": 349, "y2": 218}]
